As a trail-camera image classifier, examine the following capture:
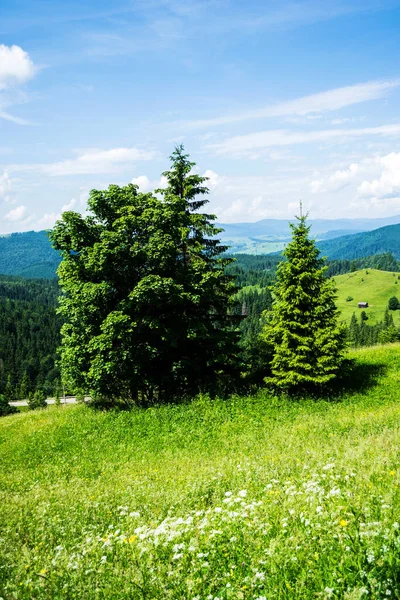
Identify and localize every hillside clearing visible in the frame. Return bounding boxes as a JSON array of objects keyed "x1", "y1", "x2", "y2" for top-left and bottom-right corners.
[
  {"x1": 1, "y1": 345, "x2": 400, "y2": 598},
  {"x1": 334, "y1": 269, "x2": 400, "y2": 326}
]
